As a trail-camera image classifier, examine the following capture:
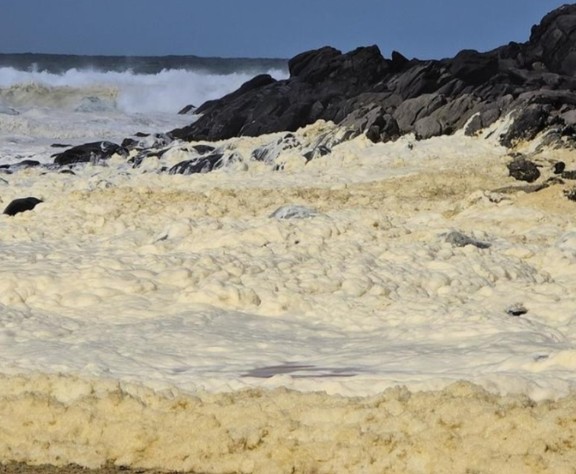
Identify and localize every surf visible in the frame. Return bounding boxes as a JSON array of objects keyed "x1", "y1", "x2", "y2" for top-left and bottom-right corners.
[{"x1": 0, "y1": 65, "x2": 288, "y2": 114}]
